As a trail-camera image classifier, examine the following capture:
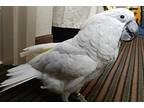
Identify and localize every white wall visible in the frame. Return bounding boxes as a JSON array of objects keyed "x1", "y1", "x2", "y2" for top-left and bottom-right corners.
[{"x1": 36, "y1": 6, "x2": 53, "y2": 37}]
